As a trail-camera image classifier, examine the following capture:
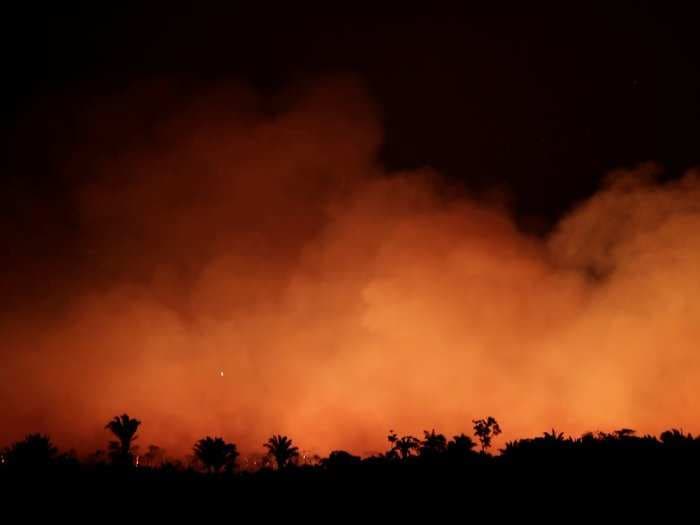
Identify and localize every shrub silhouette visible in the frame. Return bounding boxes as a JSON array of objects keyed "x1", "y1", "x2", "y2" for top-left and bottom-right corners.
[
  {"x1": 660, "y1": 428, "x2": 694, "y2": 448},
  {"x1": 5, "y1": 434, "x2": 58, "y2": 469},
  {"x1": 322, "y1": 450, "x2": 362, "y2": 470}
]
